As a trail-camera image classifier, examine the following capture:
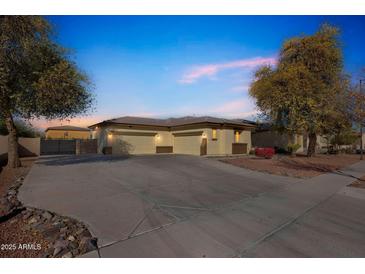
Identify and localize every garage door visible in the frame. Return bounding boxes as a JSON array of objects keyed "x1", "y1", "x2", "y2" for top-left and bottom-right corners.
[
  {"x1": 173, "y1": 132, "x2": 203, "y2": 155},
  {"x1": 112, "y1": 135, "x2": 155, "y2": 154}
]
